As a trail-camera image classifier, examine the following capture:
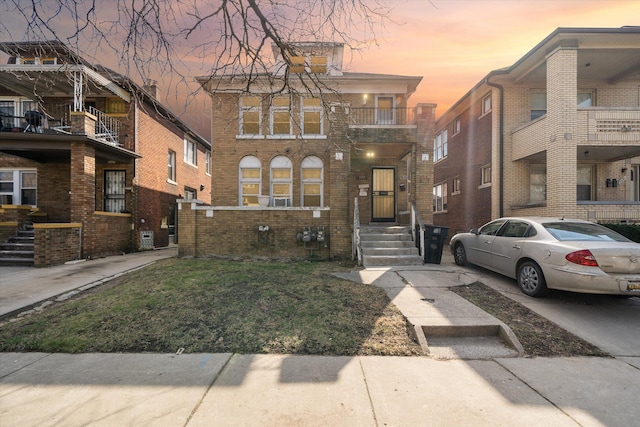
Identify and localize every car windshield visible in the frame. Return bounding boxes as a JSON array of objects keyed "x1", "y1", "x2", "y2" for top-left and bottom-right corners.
[{"x1": 544, "y1": 222, "x2": 631, "y2": 242}]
